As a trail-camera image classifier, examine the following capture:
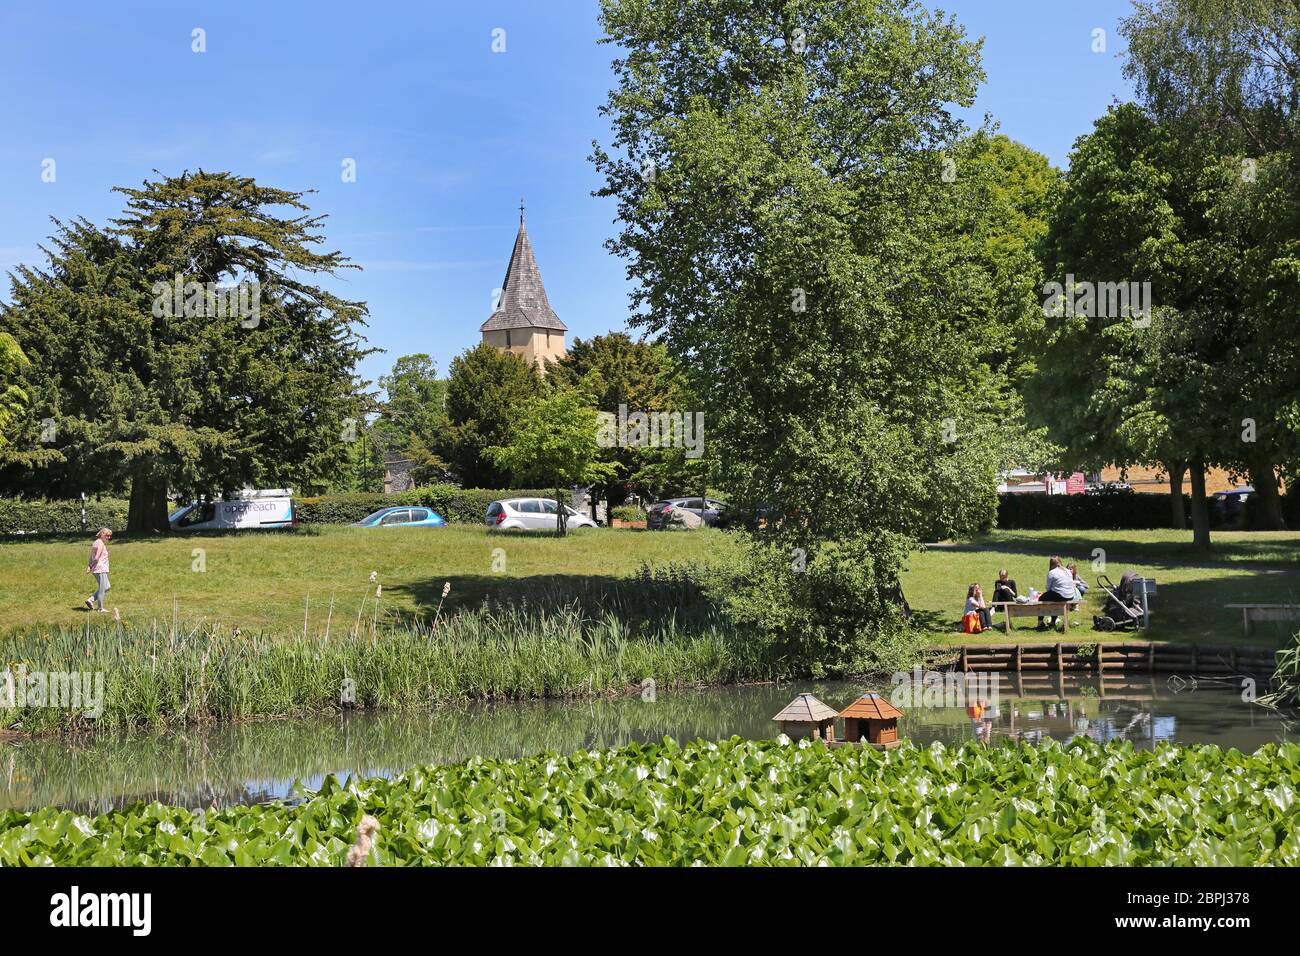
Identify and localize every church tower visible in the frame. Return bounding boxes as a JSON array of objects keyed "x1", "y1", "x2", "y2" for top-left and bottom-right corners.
[{"x1": 480, "y1": 202, "x2": 567, "y2": 373}]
